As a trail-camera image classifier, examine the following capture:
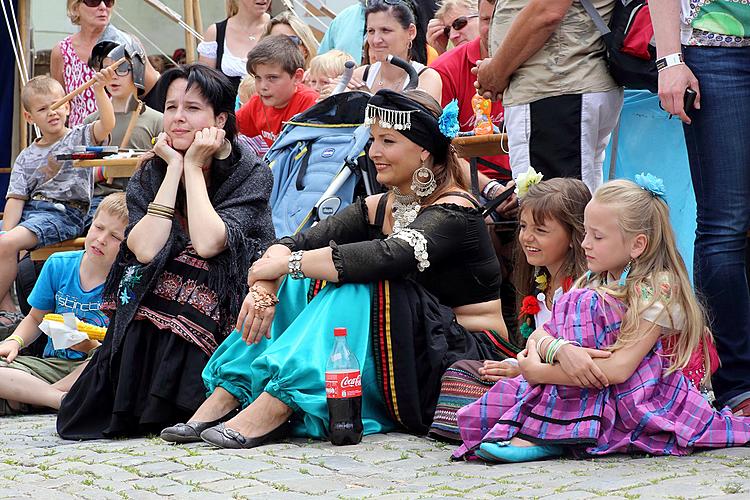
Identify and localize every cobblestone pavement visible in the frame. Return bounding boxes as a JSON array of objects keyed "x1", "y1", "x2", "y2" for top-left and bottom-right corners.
[{"x1": 1, "y1": 415, "x2": 749, "y2": 499}]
